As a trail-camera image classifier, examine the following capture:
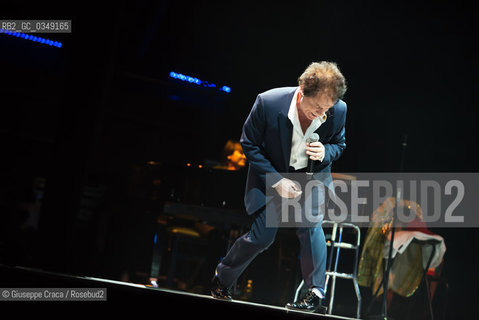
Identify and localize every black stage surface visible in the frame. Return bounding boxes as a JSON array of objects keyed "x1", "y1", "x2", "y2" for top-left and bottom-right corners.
[{"x1": 0, "y1": 264, "x2": 357, "y2": 319}]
